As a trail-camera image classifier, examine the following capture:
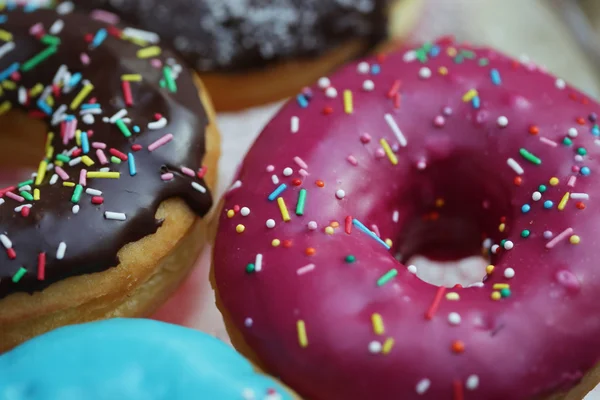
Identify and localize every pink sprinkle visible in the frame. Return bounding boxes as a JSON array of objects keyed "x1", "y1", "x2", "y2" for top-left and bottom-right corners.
[
  {"x1": 539, "y1": 137, "x2": 558, "y2": 147},
  {"x1": 96, "y1": 149, "x2": 108, "y2": 165},
  {"x1": 299, "y1": 169, "x2": 309, "y2": 177},
  {"x1": 29, "y1": 22, "x2": 43, "y2": 35},
  {"x1": 151, "y1": 59, "x2": 162, "y2": 68},
  {"x1": 568, "y1": 176, "x2": 577, "y2": 187},
  {"x1": 266, "y1": 165, "x2": 275, "y2": 172},
  {"x1": 360, "y1": 133, "x2": 371, "y2": 144},
  {"x1": 297, "y1": 263, "x2": 315, "y2": 275},
  {"x1": 92, "y1": 142, "x2": 107, "y2": 149},
  {"x1": 161, "y1": 173, "x2": 174, "y2": 181},
  {"x1": 371, "y1": 224, "x2": 381, "y2": 238},
  {"x1": 55, "y1": 166, "x2": 69, "y2": 180},
  {"x1": 375, "y1": 148, "x2": 385, "y2": 158},
  {"x1": 181, "y1": 167, "x2": 195, "y2": 177},
  {"x1": 5, "y1": 192, "x2": 24, "y2": 202},
  {"x1": 347, "y1": 155, "x2": 358, "y2": 166},
  {"x1": 546, "y1": 227, "x2": 574, "y2": 249},
  {"x1": 81, "y1": 53, "x2": 90, "y2": 65},
  {"x1": 90, "y1": 9, "x2": 120, "y2": 24},
  {"x1": 294, "y1": 156, "x2": 308, "y2": 169},
  {"x1": 148, "y1": 133, "x2": 173, "y2": 152},
  {"x1": 79, "y1": 169, "x2": 87, "y2": 186}
]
